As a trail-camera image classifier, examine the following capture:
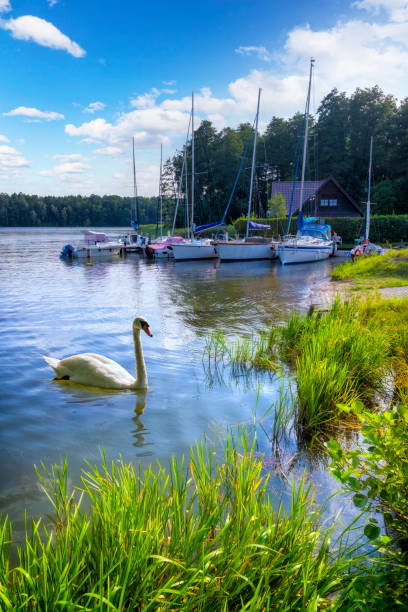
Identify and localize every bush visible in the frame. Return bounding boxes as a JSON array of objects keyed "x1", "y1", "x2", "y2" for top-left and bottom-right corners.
[{"x1": 233, "y1": 215, "x2": 408, "y2": 244}]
